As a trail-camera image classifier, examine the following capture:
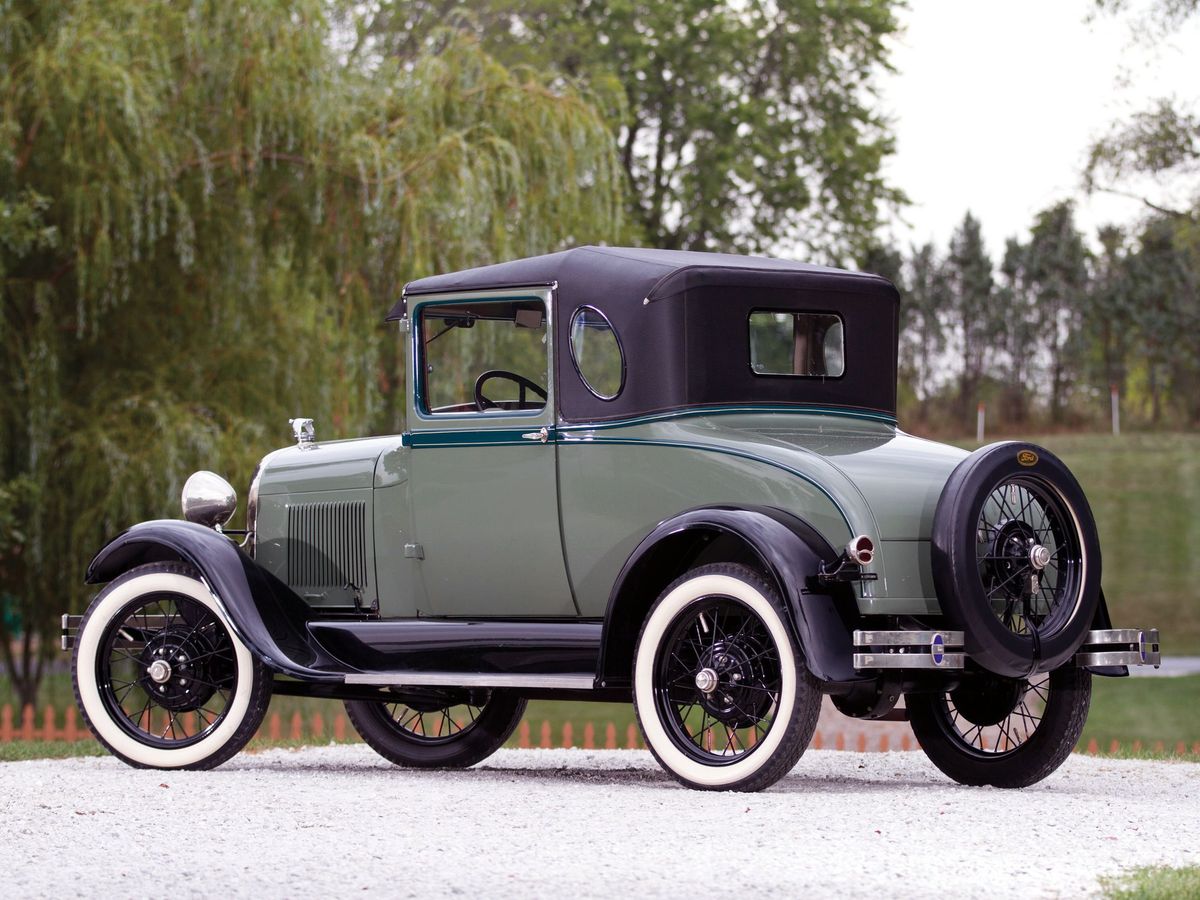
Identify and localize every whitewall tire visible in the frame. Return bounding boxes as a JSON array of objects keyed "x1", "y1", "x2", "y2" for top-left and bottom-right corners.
[
  {"x1": 633, "y1": 563, "x2": 822, "y2": 792},
  {"x1": 71, "y1": 562, "x2": 271, "y2": 769}
]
